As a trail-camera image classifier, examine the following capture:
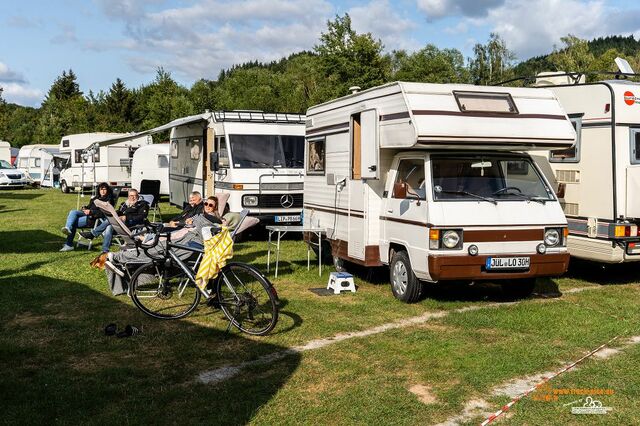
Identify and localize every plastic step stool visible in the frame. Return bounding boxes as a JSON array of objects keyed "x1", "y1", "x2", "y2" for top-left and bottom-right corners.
[{"x1": 327, "y1": 272, "x2": 356, "y2": 294}]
